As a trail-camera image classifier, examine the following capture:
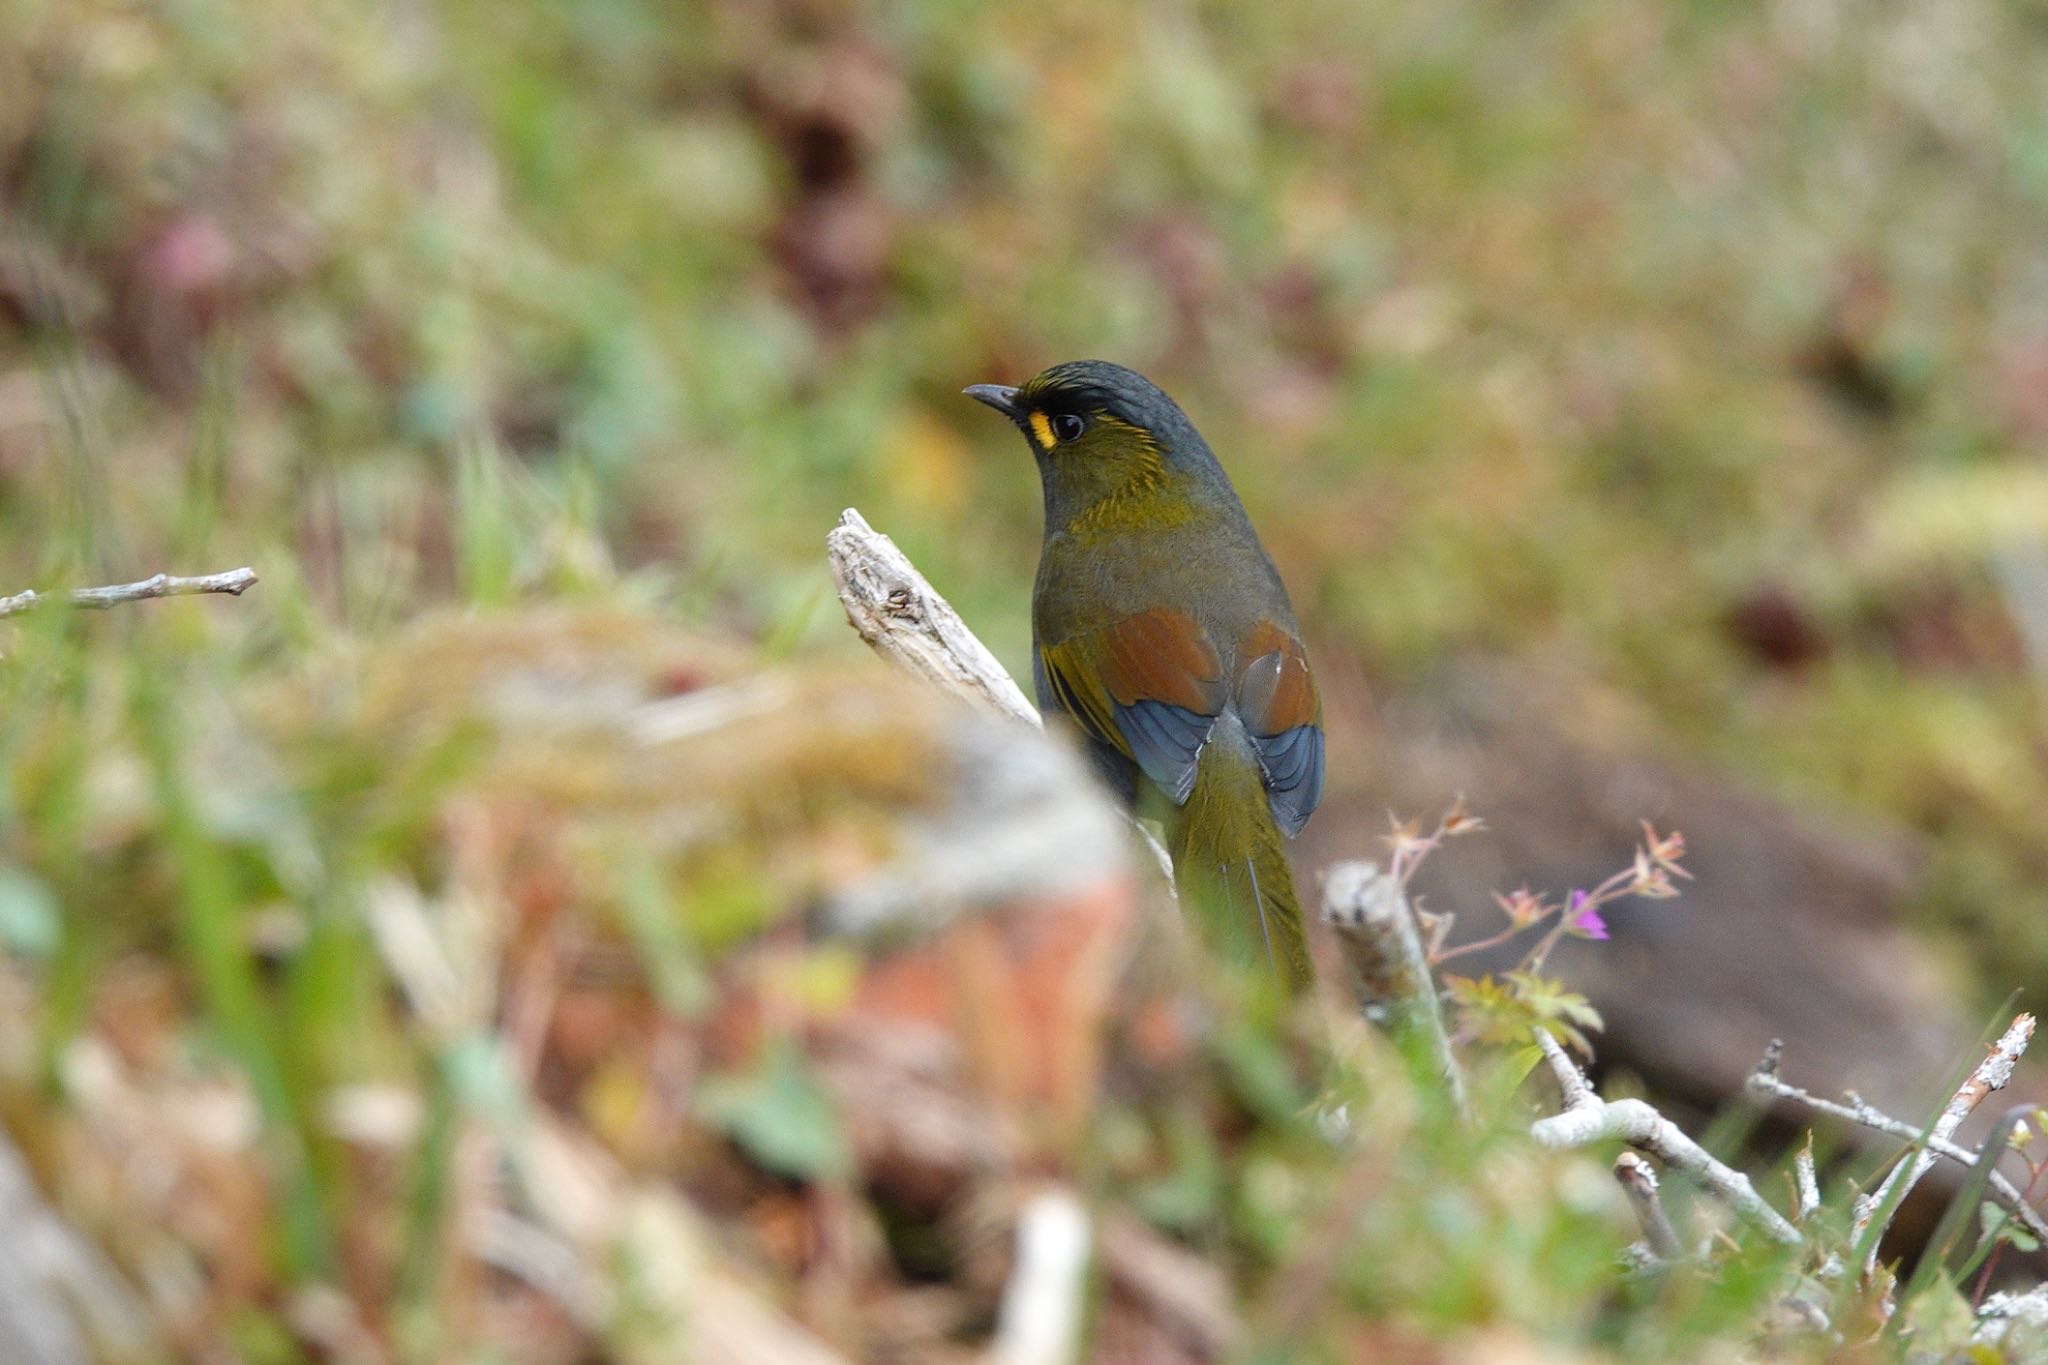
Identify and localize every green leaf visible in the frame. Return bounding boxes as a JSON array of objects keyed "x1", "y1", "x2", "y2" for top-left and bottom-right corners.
[
  {"x1": 697, "y1": 1039, "x2": 851, "y2": 1181},
  {"x1": 1212, "y1": 1024, "x2": 1306, "y2": 1124},
  {"x1": 1446, "y1": 973, "x2": 1538, "y2": 1046},
  {"x1": 1979, "y1": 1201, "x2": 2039, "y2": 1252},
  {"x1": 0, "y1": 866, "x2": 59, "y2": 959}
]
